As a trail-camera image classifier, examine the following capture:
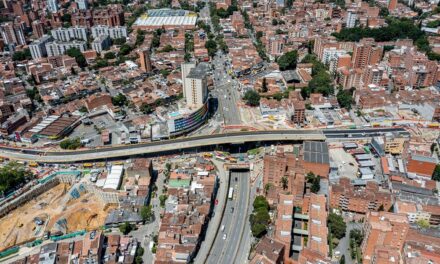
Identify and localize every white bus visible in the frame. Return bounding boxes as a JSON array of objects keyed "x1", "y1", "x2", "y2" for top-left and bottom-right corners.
[{"x1": 228, "y1": 187, "x2": 234, "y2": 200}]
